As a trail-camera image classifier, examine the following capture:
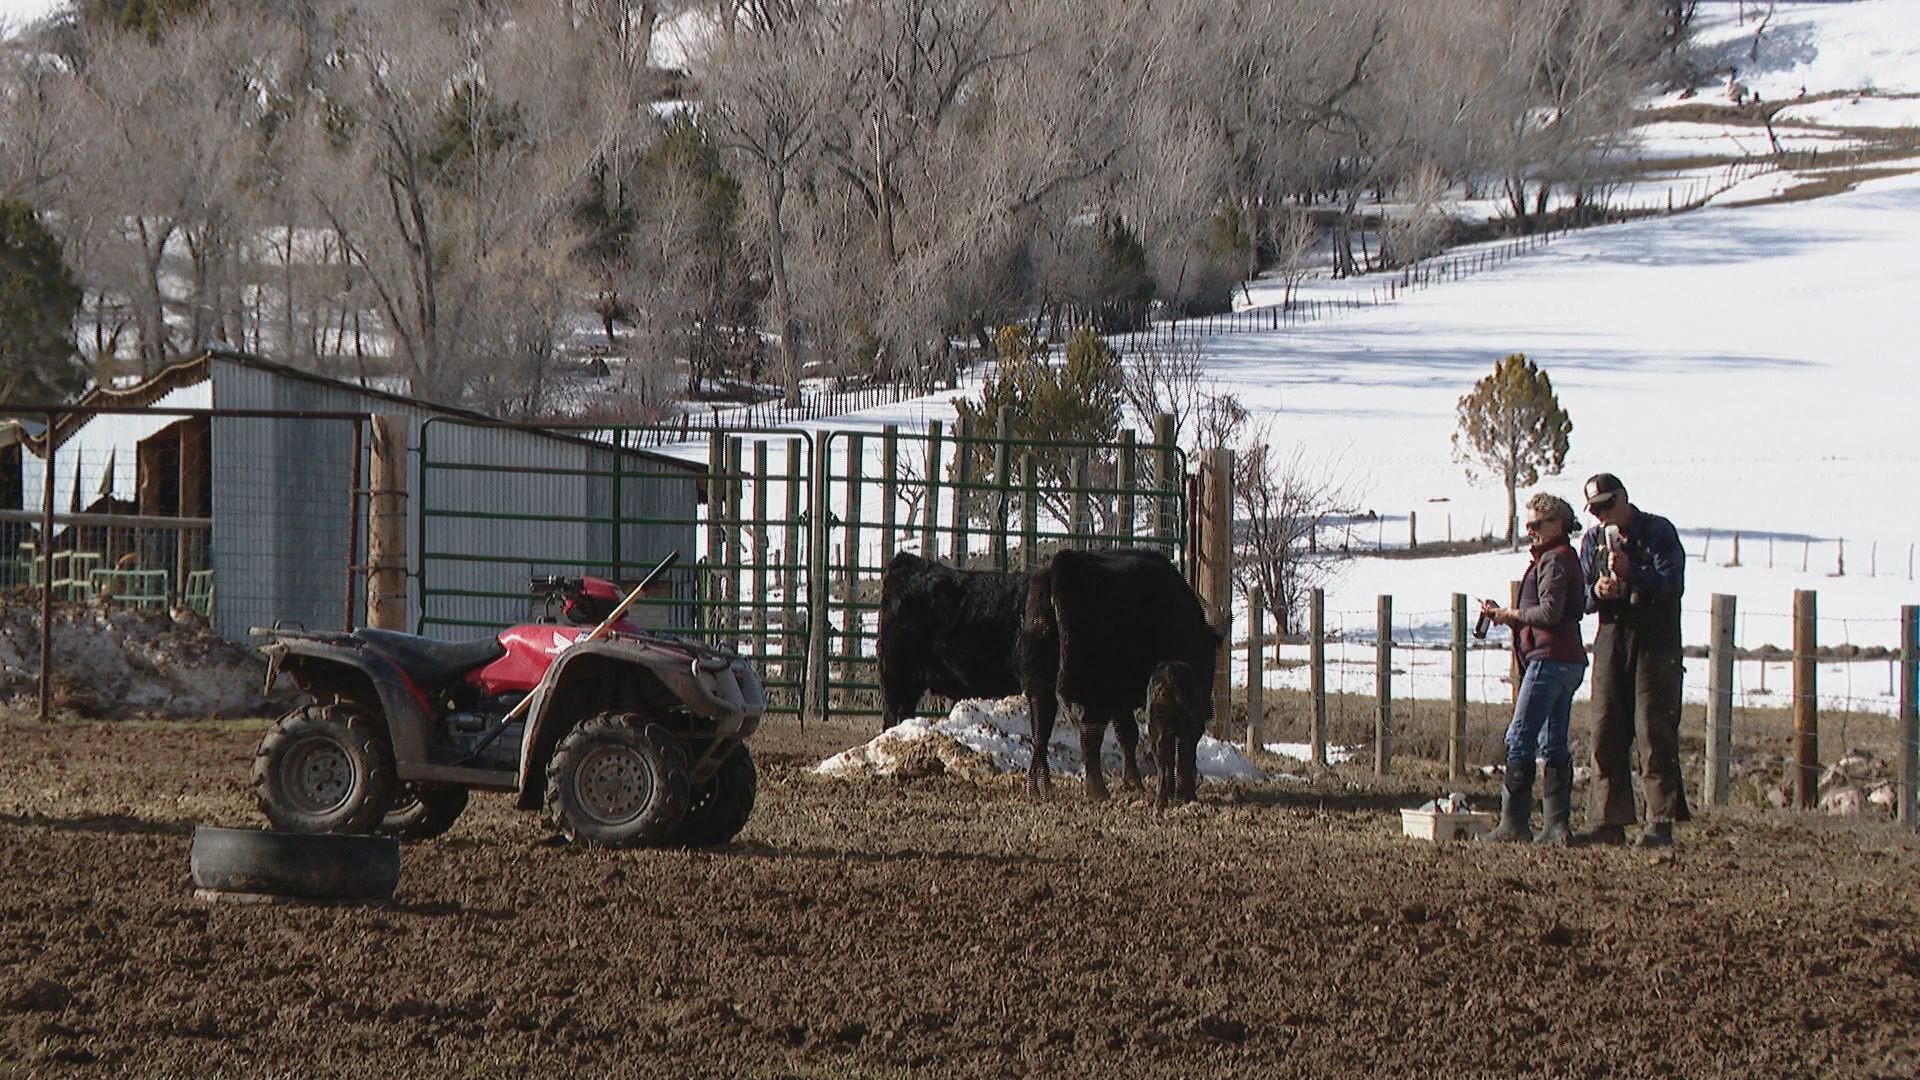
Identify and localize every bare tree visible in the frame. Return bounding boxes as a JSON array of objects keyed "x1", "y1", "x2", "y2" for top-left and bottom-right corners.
[{"x1": 1235, "y1": 430, "x2": 1363, "y2": 637}]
